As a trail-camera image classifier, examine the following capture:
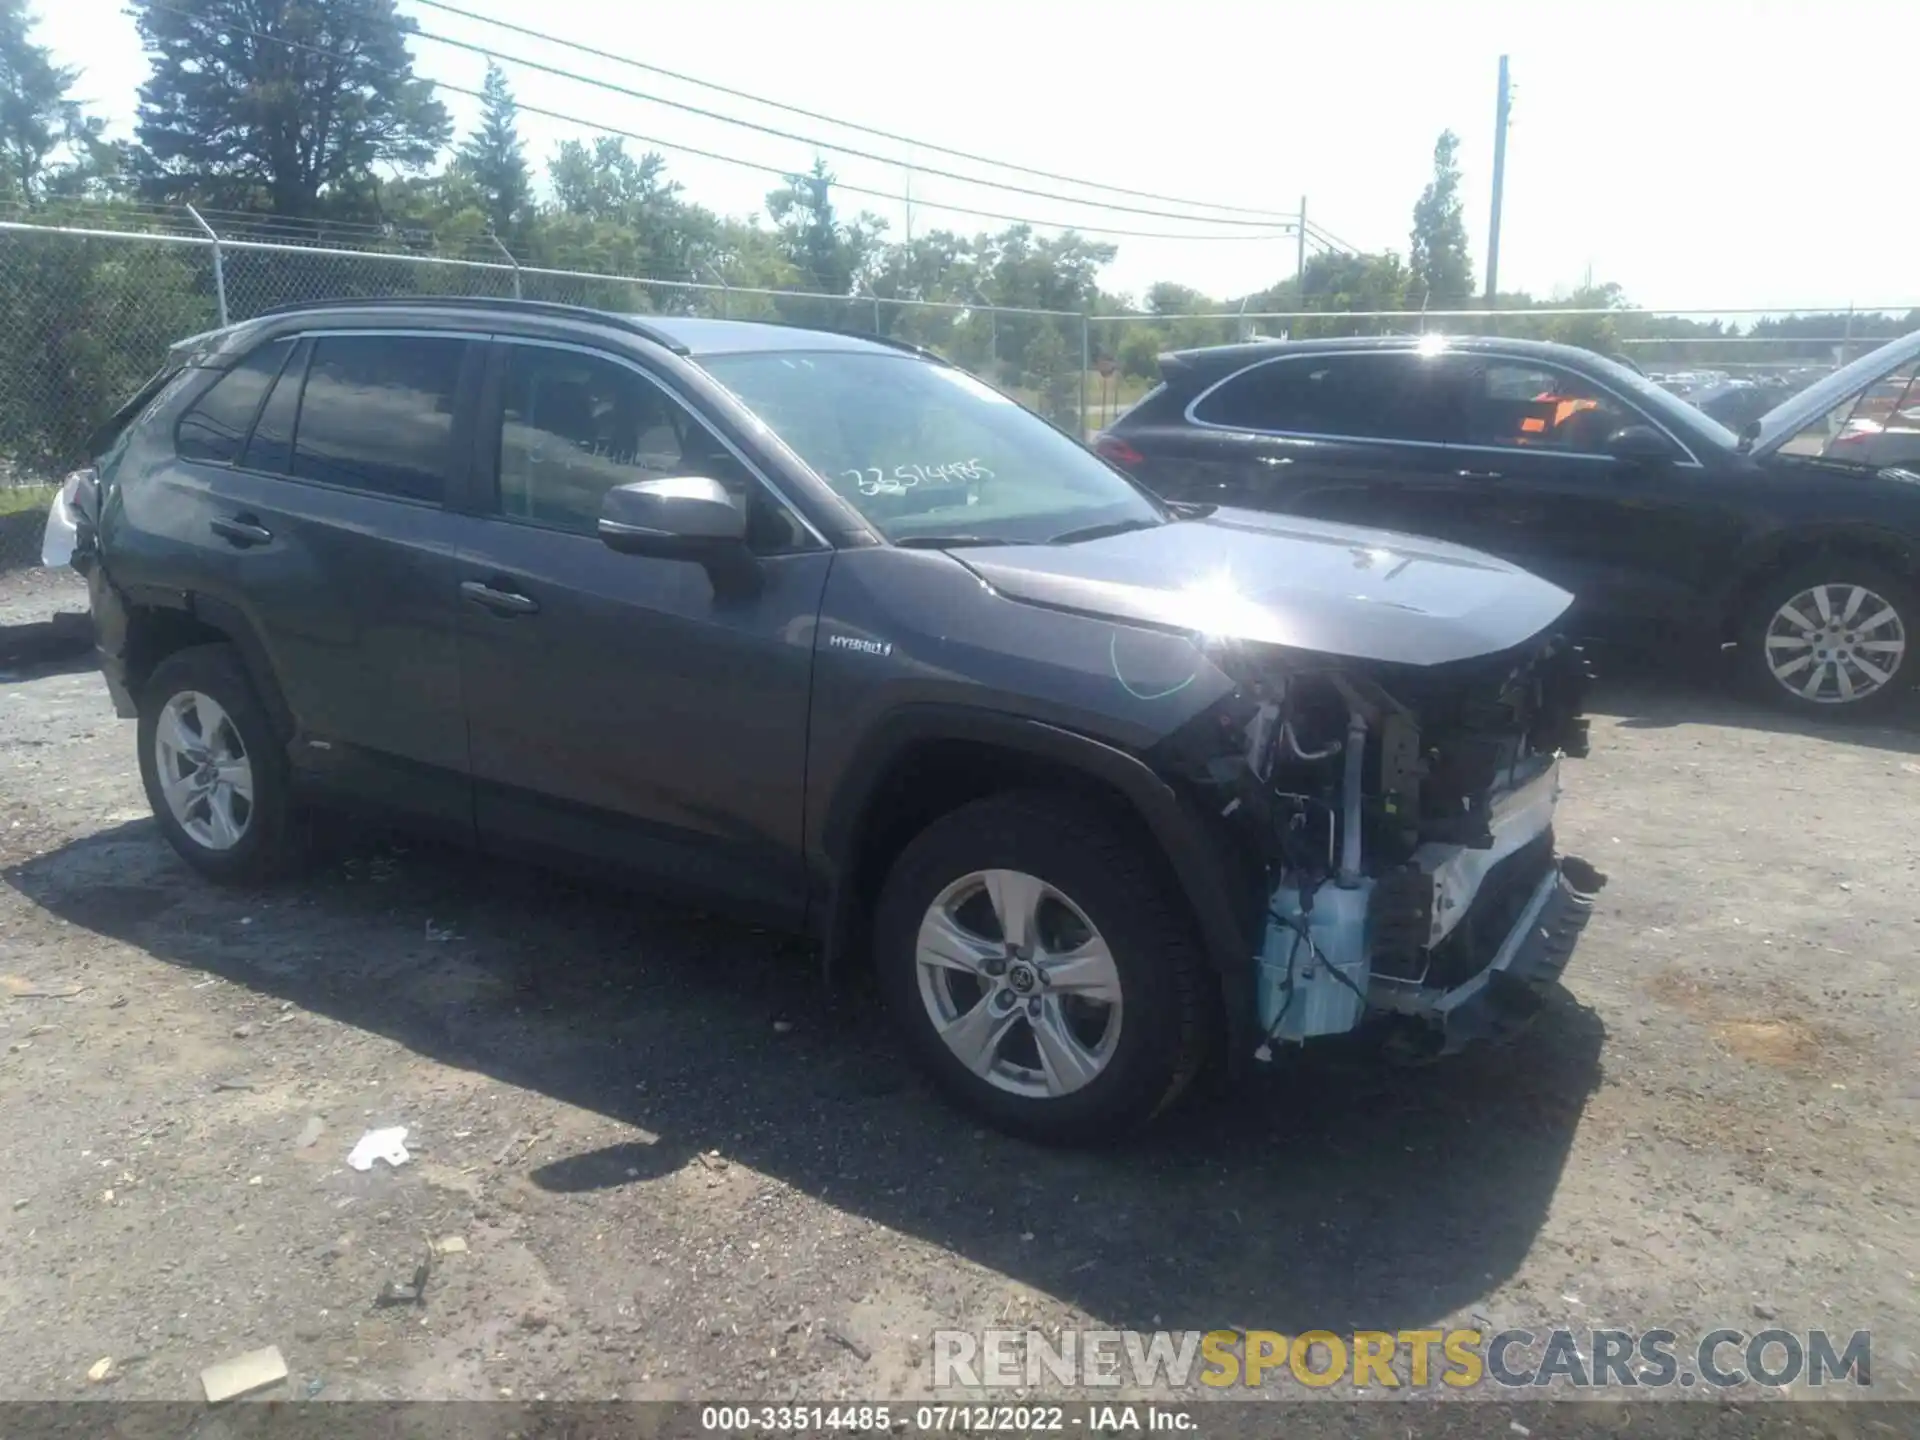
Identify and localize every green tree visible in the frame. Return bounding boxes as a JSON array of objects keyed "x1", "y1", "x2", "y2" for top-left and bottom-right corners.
[
  {"x1": 0, "y1": 0, "x2": 102, "y2": 202},
  {"x1": 536, "y1": 139, "x2": 741, "y2": 308},
  {"x1": 548, "y1": 136, "x2": 675, "y2": 222},
  {"x1": 1409, "y1": 130, "x2": 1474, "y2": 307},
  {"x1": 766, "y1": 158, "x2": 884, "y2": 298},
  {"x1": 130, "y1": 0, "x2": 450, "y2": 217},
  {"x1": 454, "y1": 61, "x2": 529, "y2": 240}
]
